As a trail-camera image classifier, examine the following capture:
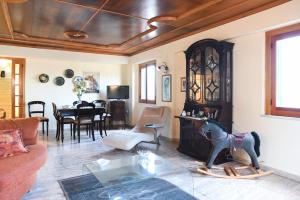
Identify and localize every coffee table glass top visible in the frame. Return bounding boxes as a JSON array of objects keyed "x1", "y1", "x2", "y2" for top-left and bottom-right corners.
[{"x1": 83, "y1": 151, "x2": 184, "y2": 187}]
